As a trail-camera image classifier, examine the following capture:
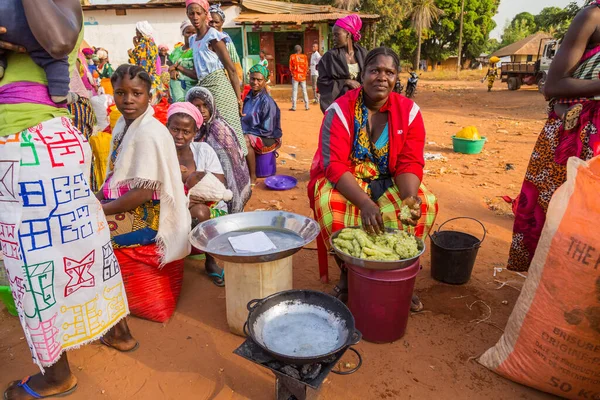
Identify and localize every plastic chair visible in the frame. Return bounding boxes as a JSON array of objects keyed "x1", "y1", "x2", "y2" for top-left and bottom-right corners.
[{"x1": 277, "y1": 64, "x2": 291, "y2": 85}]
